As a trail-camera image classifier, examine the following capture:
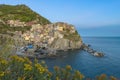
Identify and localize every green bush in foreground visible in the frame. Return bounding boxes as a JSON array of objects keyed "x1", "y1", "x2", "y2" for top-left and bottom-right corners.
[{"x1": 0, "y1": 55, "x2": 117, "y2": 80}]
